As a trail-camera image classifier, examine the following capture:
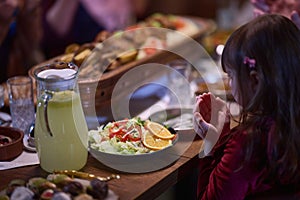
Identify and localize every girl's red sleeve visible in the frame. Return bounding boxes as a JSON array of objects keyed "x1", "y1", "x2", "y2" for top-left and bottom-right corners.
[{"x1": 197, "y1": 125, "x2": 270, "y2": 200}]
